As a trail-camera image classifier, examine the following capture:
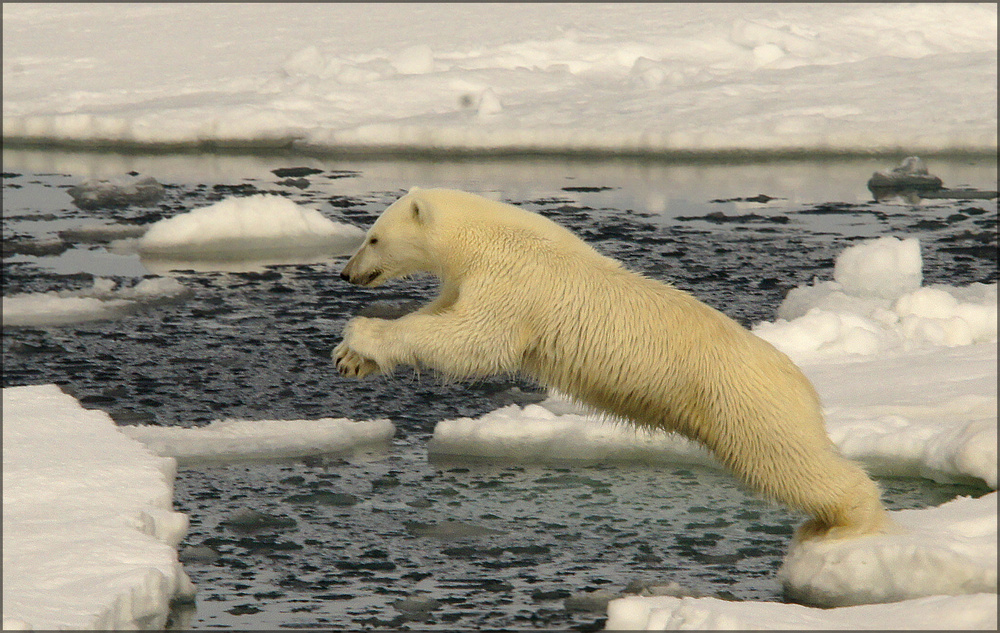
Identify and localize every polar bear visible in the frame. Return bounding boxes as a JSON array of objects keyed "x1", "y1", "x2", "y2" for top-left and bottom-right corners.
[{"x1": 335, "y1": 188, "x2": 890, "y2": 540}]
